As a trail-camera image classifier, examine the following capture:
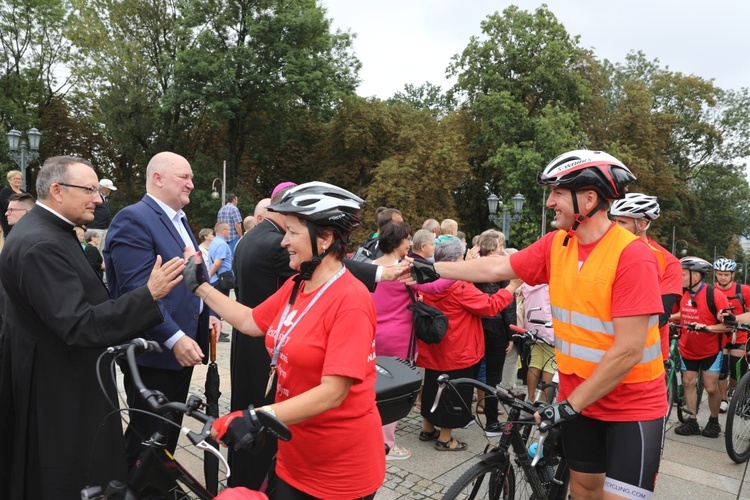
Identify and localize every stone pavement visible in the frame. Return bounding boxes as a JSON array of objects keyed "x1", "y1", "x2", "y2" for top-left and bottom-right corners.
[{"x1": 162, "y1": 327, "x2": 750, "y2": 498}]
